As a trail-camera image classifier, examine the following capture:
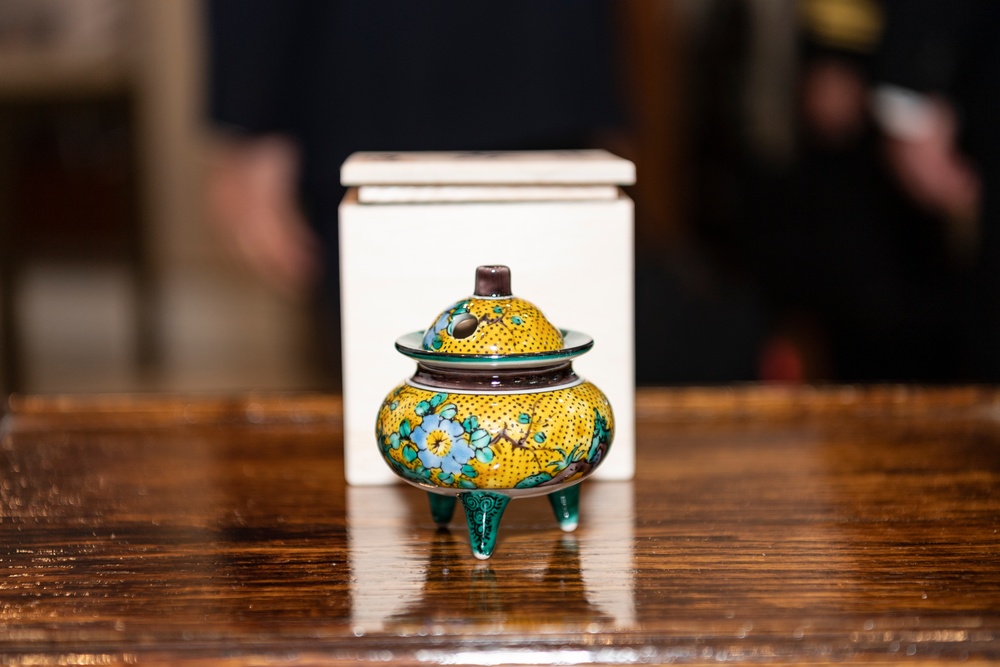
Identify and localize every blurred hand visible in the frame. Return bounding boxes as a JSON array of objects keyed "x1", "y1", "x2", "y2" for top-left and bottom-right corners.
[
  {"x1": 205, "y1": 135, "x2": 321, "y2": 298},
  {"x1": 880, "y1": 98, "x2": 980, "y2": 223}
]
